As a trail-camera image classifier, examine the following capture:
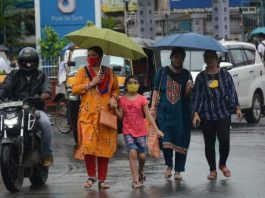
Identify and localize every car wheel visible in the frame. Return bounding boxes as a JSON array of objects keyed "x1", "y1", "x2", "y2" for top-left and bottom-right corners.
[{"x1": 245, "y1": 93, "x2": 262, "y2": 124}]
